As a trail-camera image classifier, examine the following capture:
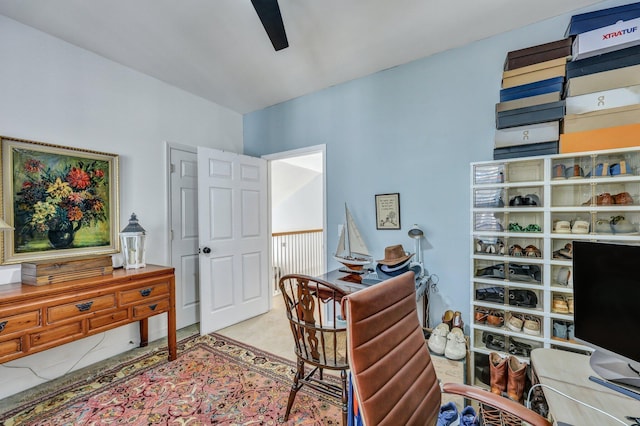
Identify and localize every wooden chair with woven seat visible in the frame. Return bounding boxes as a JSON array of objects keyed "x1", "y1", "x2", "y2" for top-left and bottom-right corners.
[
  {"x1": 342, "y1": 270, "x2": 552, "y2": 426},
  {"x1": 279, "y1": 274, "x2": 349, "y2": 424}
]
